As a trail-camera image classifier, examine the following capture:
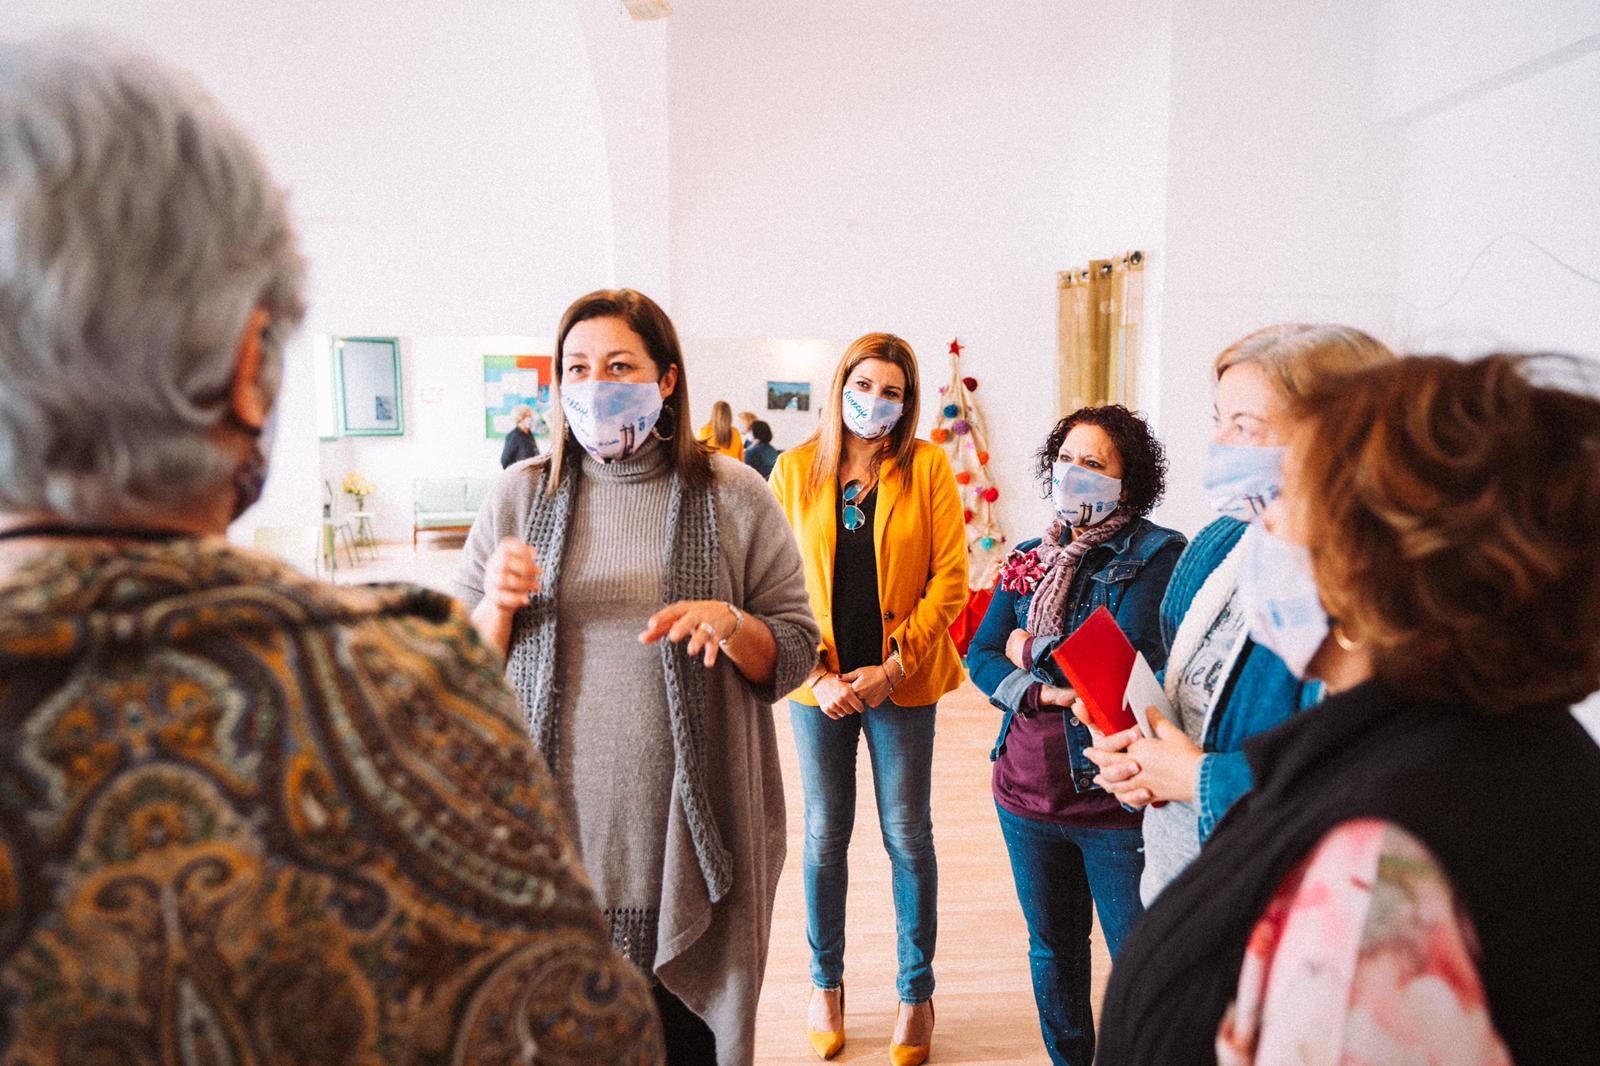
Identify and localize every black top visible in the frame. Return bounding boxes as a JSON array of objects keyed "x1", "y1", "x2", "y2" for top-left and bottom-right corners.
[
  {"x1": 1098, "y1": 679, "x2": 1600, "y2": 1064},
  {"x1": 744, "y1": 441, "x2": 780, "y2": 480},
  {"x1": 830, "y1": 485, "x2": 882, "y2": 674},
  {"x1": 500, "y1": 427, "x2": 540, "y2": 469}
]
